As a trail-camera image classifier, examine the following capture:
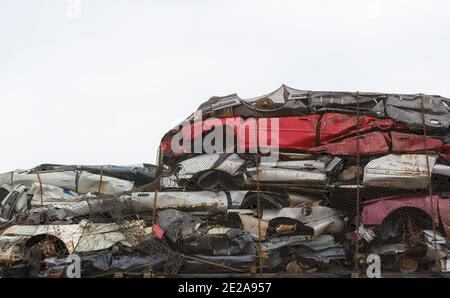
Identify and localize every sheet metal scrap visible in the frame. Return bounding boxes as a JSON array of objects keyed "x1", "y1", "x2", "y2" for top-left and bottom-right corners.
[
  {"x1": 261, "y1": 235, "x2": 347, "y2": 263},
  {"x1": 161, "y1": 153, "x2": 343, "y2": 191},
  {"x1": 360, "y1": 193, "x2": 450, "y2": 239},
  {"x1": 37, "y1": 191, "x2": 231, "y2": 218},
  {"x1": 366, "y1": 230, "x2": 449, "y2": 273},
  {"x1": 386, "y1": 94, "x2": 450, "y2": 131},
  {"x1": 2, "y1": 86, "x2": 450, "y2": 277},
  {"x1": 29, "y1": 164, "x2": 158, "y2": 187},
  {"x1": 238, "y1": 214, "x2": 269, "y2": 241},
  {"x1": 0, "y1": 220, "x2": 151, "y2": 263},
  {"x1": 261, "y1": 207, "x2": 345, "y2": 239},
  {"x1": 156, "y1": 209, "x2": 256, "y2": 257},
  {"x1": 0, "y1": 169, "x2": 134, "y2": 195},
  {"x1": 37, "y1": 238, "x2": 185, "y2": 278},
  {"x1": 193, "y1": 86, "x2": 450, "y2": 124},
  {"x1": 363, "y1": 154, "x2": 439, "y2": 189}
]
